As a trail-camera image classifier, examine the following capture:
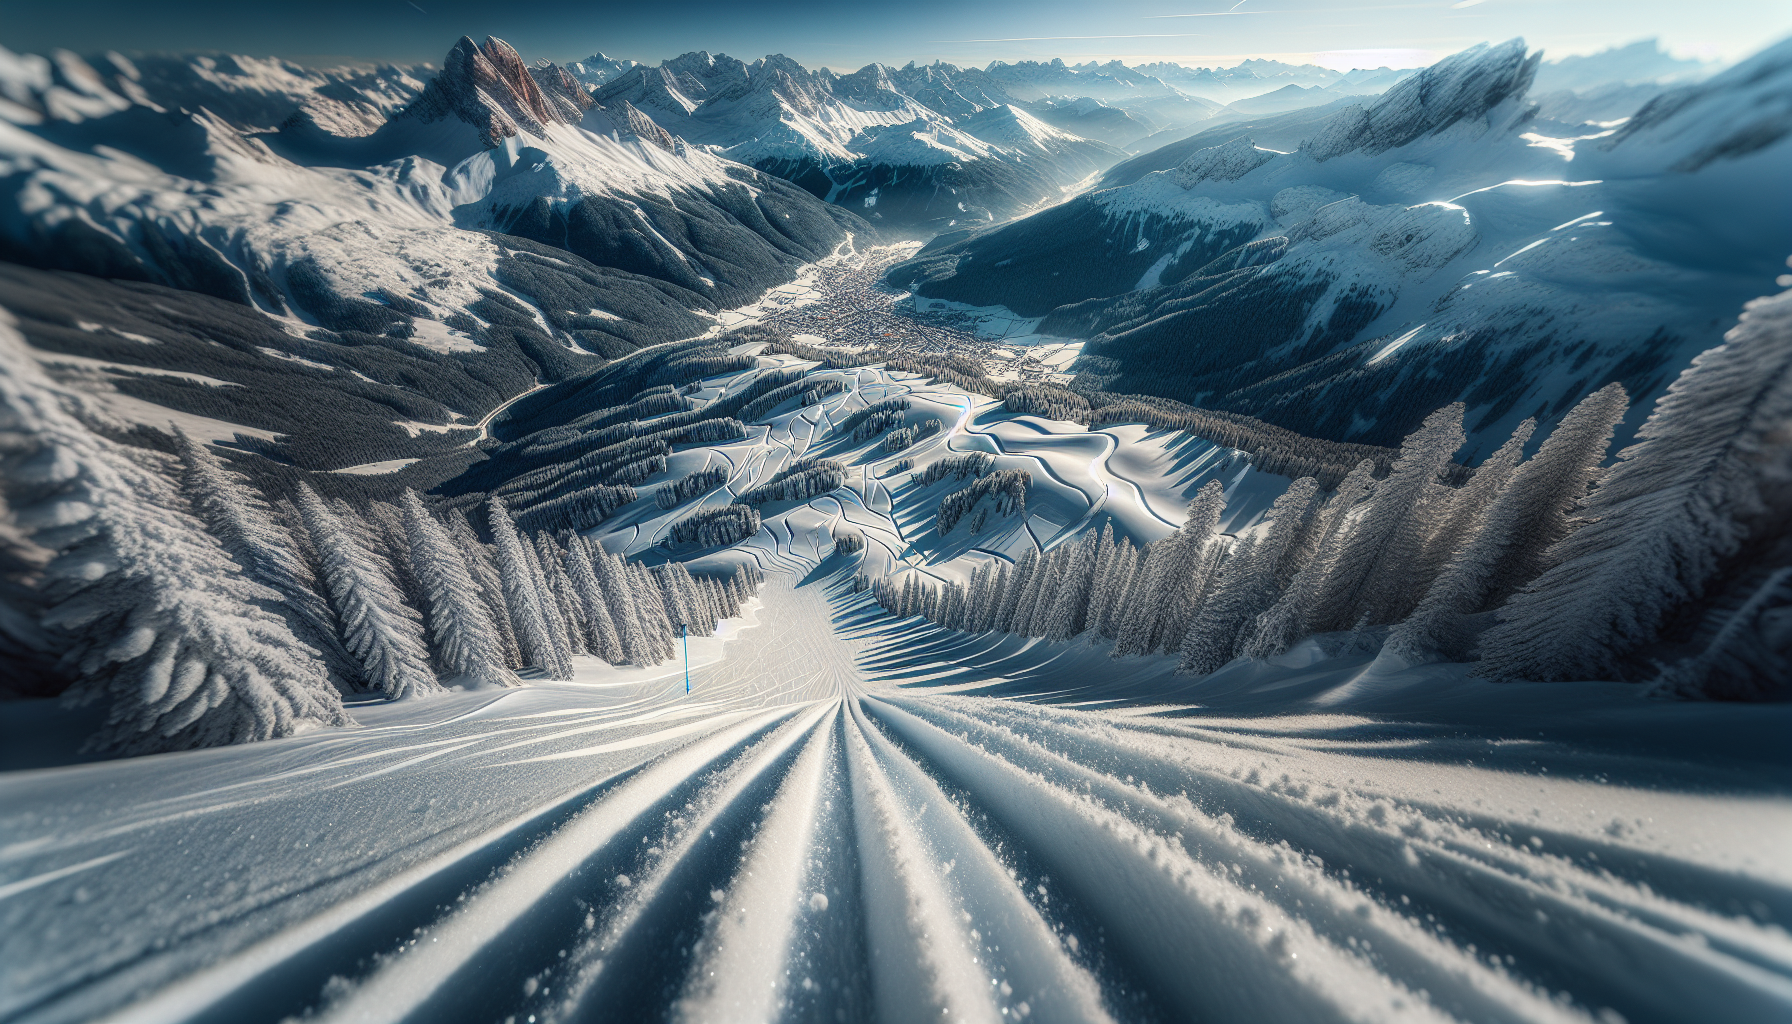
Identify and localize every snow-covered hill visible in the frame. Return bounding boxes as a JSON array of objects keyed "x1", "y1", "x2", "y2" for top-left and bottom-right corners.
[
  {"x1": 893, "y1": 36, "x2": 1792, "y2": 450},
  {"x1": 592, "y1": 52, "x2": 1127, "y2": 232}
]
